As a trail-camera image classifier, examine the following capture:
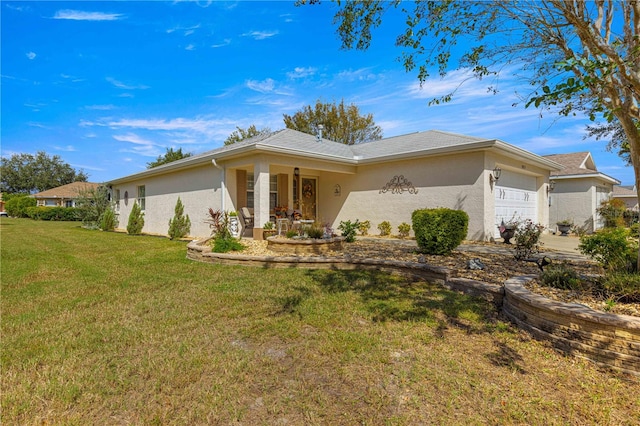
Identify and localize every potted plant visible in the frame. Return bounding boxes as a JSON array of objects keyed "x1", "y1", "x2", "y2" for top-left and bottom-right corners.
[
  {"x1": 556, "y1": 219, "x2": 573, "y2": 236},
  {"x1": 498, "y1": 220, "x2": 517, "y2": 244},
  {"x1": 263, "y1": 221, "x2": 277, "y2": 239}
]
